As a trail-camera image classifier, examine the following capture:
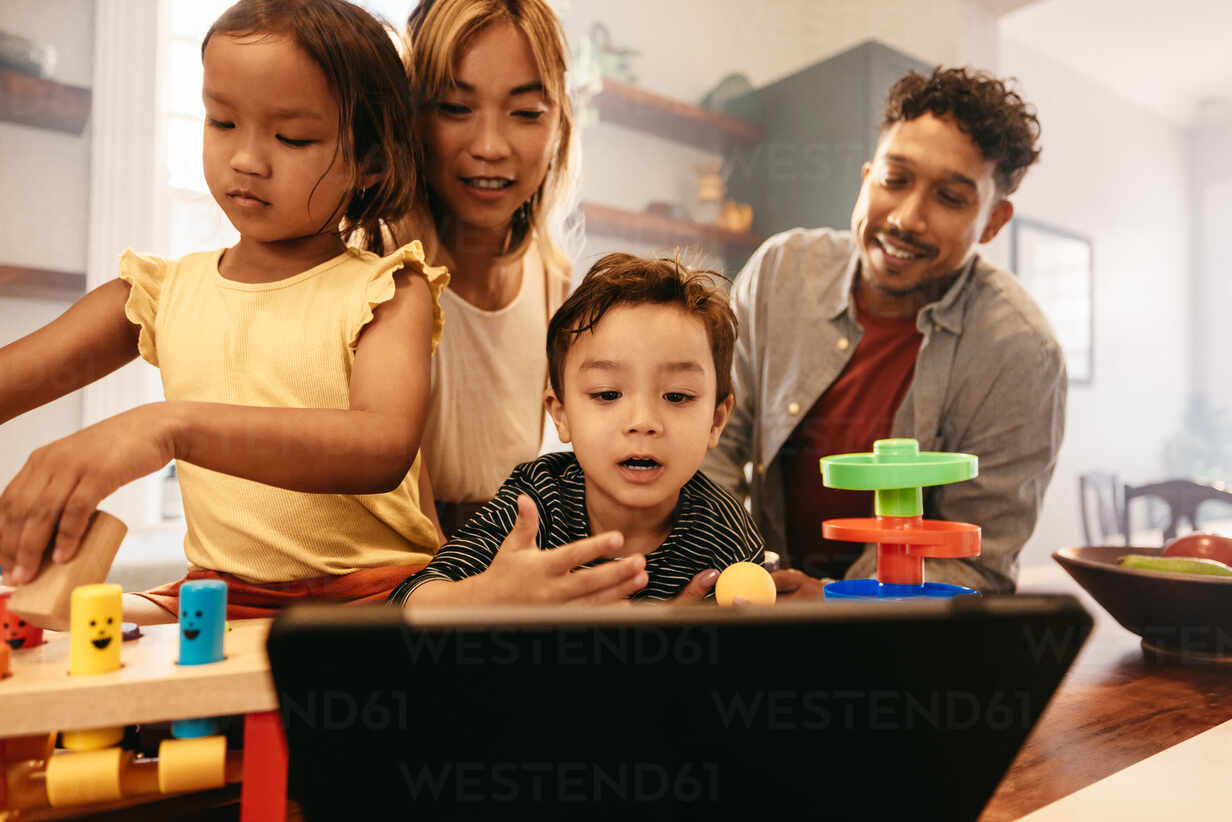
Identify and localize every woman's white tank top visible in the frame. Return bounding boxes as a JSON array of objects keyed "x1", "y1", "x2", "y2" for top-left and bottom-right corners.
[{"x1": 421, "y1": 243, "x2": 553, "y2": 502}]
